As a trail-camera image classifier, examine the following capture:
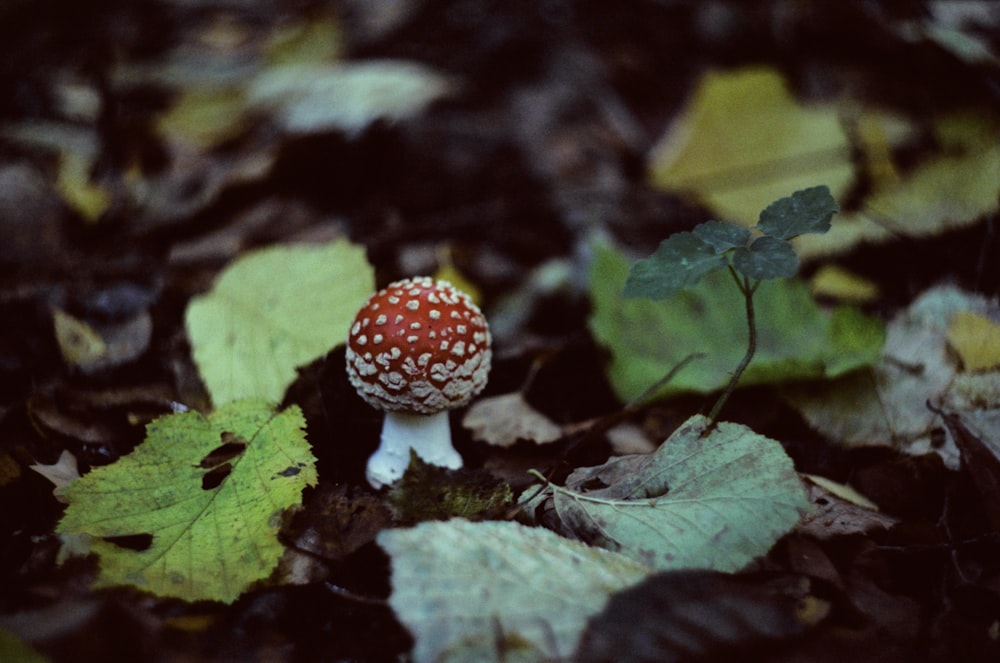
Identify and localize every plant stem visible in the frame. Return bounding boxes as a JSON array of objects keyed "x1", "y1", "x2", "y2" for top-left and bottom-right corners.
[{"x1": 706, "y1": 266, "x2": 759, "y2": 428}]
